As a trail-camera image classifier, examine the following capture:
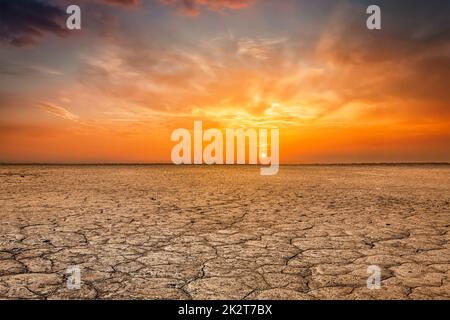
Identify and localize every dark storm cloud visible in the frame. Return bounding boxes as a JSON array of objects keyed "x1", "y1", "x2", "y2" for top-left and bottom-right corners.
[
  {"x1": 315, "y1": 0, "x2": 450, "y2": 106},
  {"x1": 0, "y1": 0, "x2": 69, "y2": 46}
]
